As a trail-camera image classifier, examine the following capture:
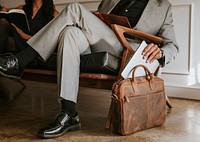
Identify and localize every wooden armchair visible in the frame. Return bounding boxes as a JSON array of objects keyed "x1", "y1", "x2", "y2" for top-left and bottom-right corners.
[{"x1": 21, "y1": 24, "x2": 172, "y2": 108}]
